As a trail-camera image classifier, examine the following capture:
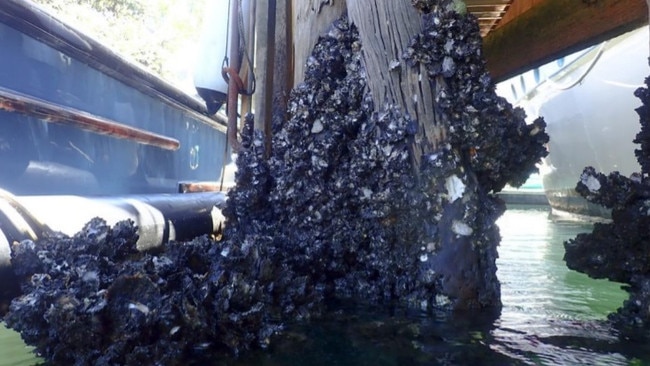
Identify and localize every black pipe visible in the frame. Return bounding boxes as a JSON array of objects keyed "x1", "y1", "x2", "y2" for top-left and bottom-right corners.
[{"x1": 0, "y1": 191, "x2": 227, "y2": 314}]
